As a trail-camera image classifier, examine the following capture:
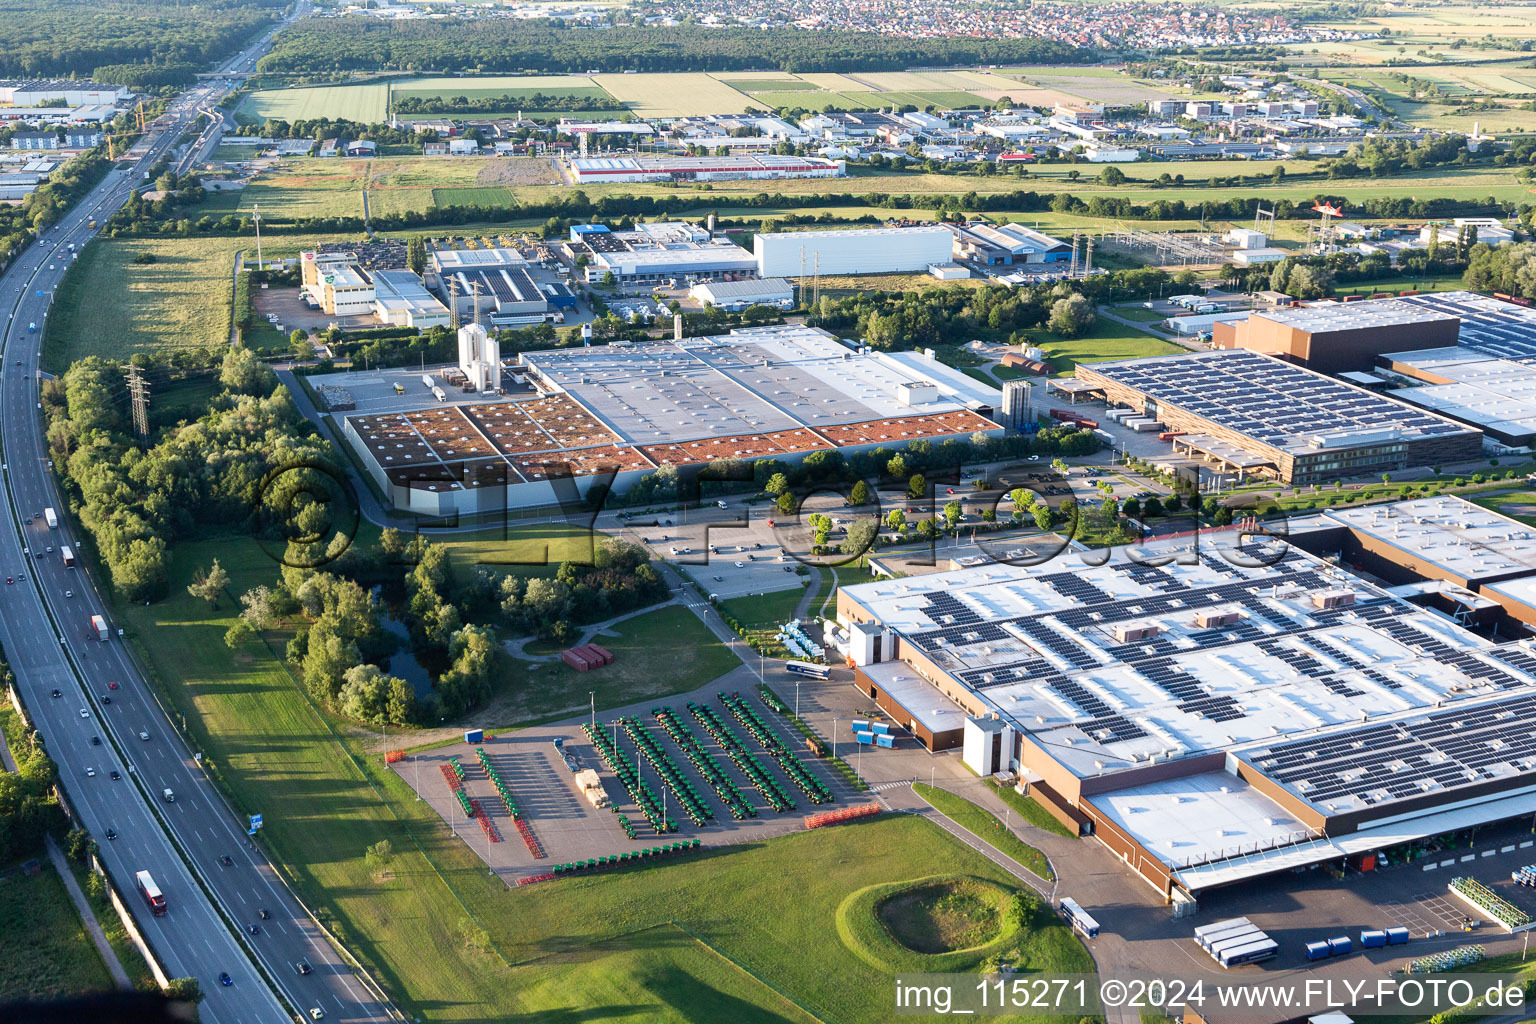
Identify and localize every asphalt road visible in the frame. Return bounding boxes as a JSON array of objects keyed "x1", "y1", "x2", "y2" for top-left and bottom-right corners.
[{"x1": 0, "y1": 13, "x2": 391, "y2": 1024}]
